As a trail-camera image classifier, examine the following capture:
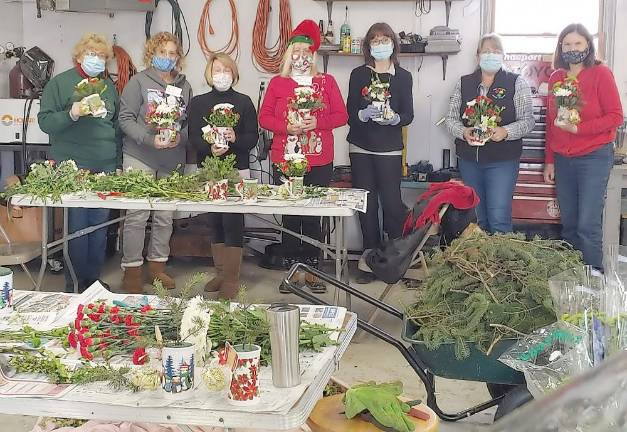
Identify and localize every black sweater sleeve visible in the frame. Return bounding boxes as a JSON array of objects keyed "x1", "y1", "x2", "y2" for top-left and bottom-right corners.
[
  {"x1": 231, "y1": 95, "x2": 258, "y2": 154},
  {"x1": 397, "y1": 69, "x2": 414, "y2": 127},
  {"x1": 187, "y1": 95, "x2": 210, "y2": 163},
  {"x1": 347, "y1": 67, "x2": 366, "y2": 128}
]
